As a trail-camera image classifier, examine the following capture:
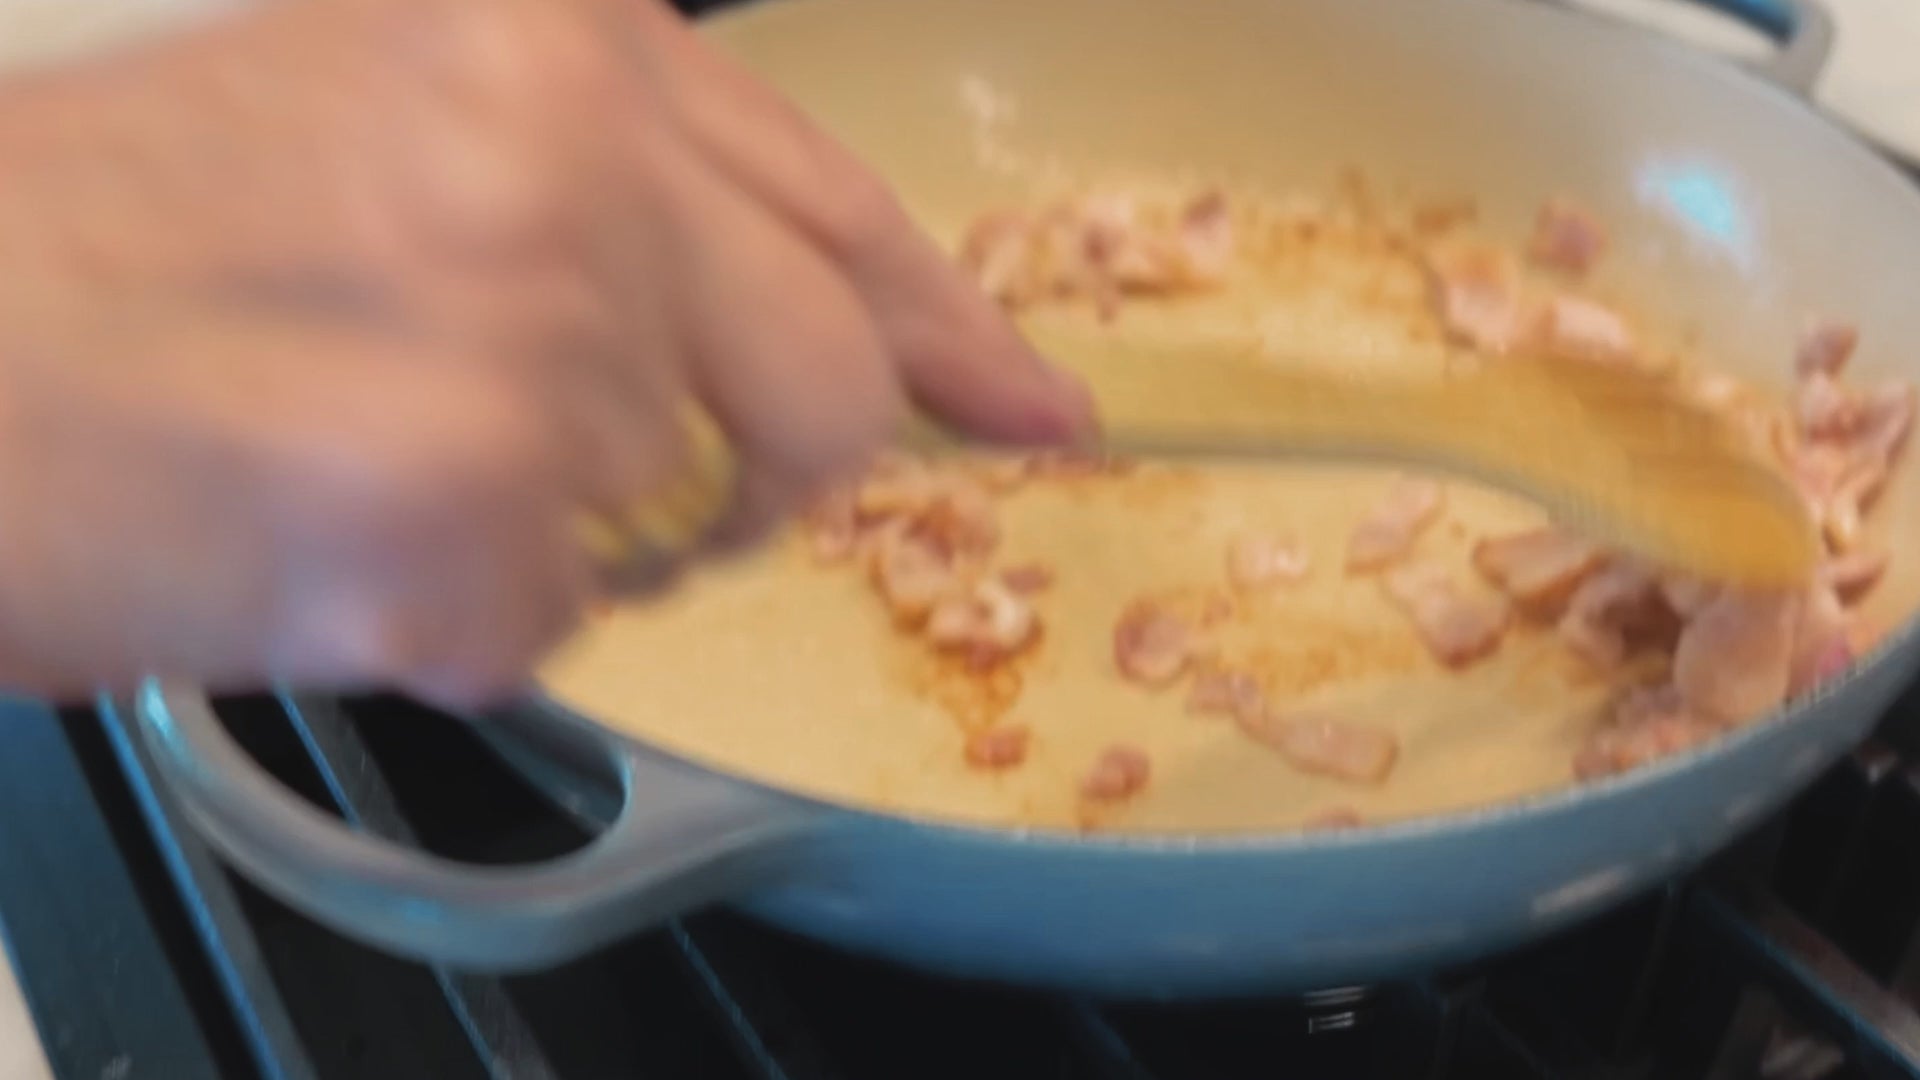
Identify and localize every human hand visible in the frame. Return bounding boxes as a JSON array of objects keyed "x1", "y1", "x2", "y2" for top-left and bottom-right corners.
[{"x1": 0, "y1": 0, "x2": 1092, "y2": 707}]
